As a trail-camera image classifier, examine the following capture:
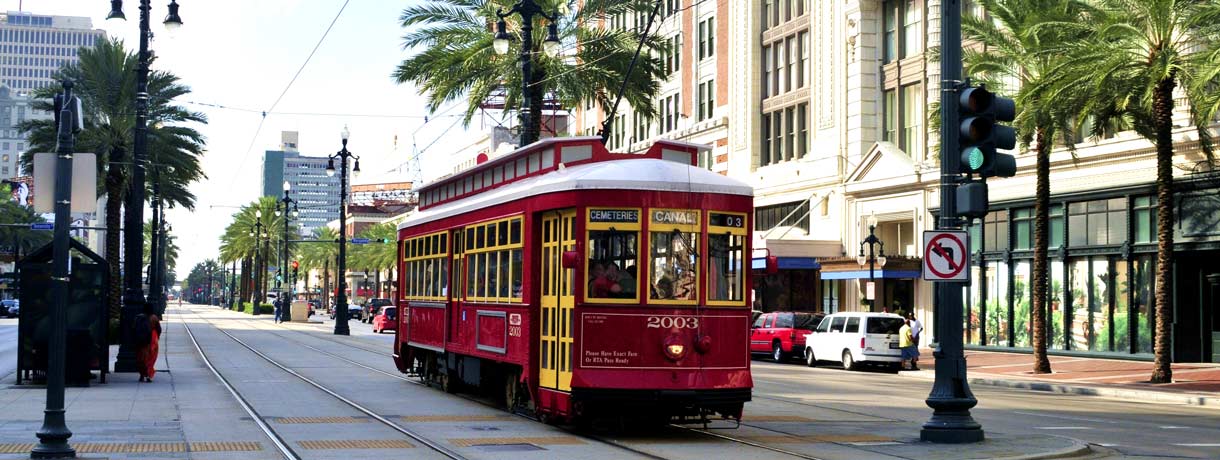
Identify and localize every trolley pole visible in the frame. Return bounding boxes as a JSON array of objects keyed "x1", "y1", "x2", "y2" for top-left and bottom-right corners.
[
  {"x1": 32, "y1": 79, "x2": 77, "y2": 459},
  {"x1": 921, "y1": 0, "x2": 983, "y2": 443}
]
